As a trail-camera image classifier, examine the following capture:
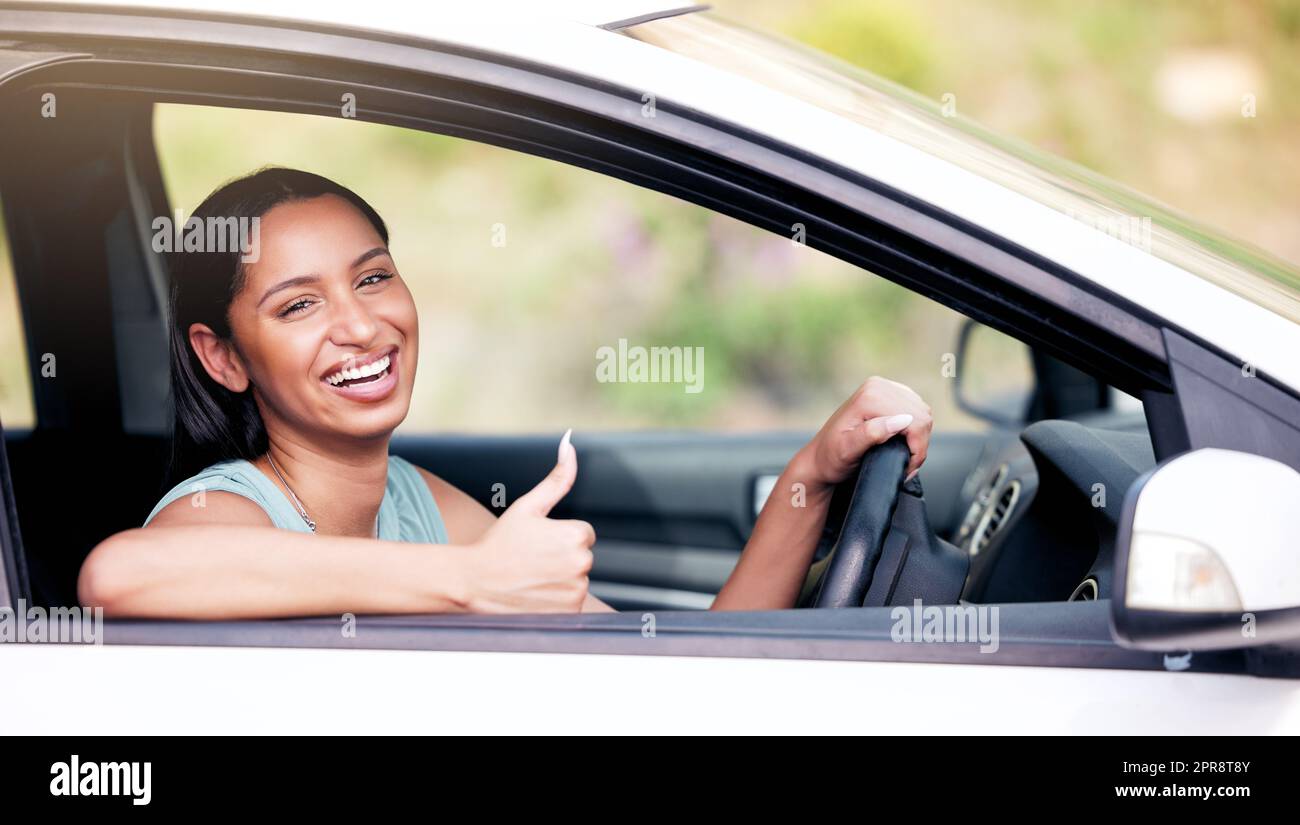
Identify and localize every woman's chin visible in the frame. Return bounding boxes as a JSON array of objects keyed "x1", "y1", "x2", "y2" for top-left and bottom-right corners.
[
  {"x1": 313, "y1": 385, "x2": 413, "y2": 442},
  {"x1": 339, "y1": 396, "x2": 412, "y2": 441}
]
